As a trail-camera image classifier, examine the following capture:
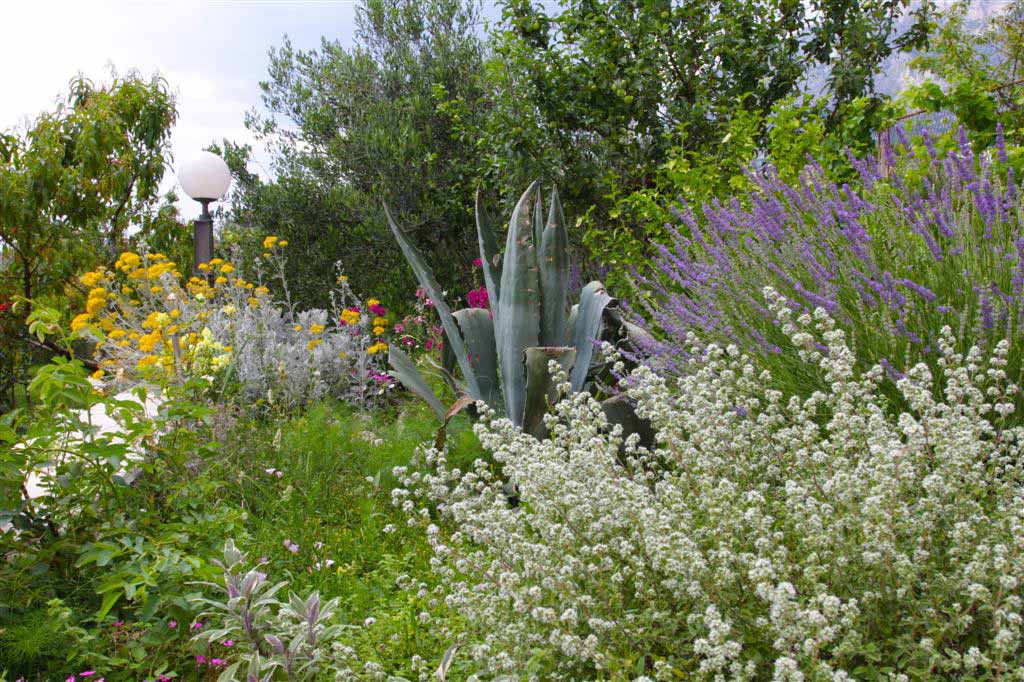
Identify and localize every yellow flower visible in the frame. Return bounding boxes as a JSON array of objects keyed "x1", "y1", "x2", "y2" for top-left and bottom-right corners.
[
  {"x1": 293, "y1": 324, "x2": 303, "y2": 332},
  {"x1": 254, "y1": 286, "x2": 269, "y2": 296},
  {"x1": 215, "y1": 276, "x2": 227, "y2": 285},
  {"x1": 137, "y1": 355, "x2": 160, "y2": 369},
  {"x1": 278, "y1": 240, "x2": 288, "y2": 247},
  {"x1": 198, "y1": 262, "x2": 211, "y2": 271},
  {"x1": 263, "y1": 252, "x2": 272, "y2": 258},
  {"x1": 307, "y1": 339, "x2": 323, "y2": 350},
  {"x1": 115, "y1": 252, "x2": 141, "y2": 272},
  {"x1": 209, "y1": 258, "x2": 224, "y2": 266},
  {"x1": 367, "y1": 341, "x2": 388, "y2": 355},
  {"x1": 85, "y1": 288, "x2": 107, "y2": 315},
  {"x1": 79, "y1": 270, "x2": 104, "y2": 287},
  {"x1": 91, "y1": 369, "x2": 105, "y2": 380},
  {"x1": 367, "y1": 298, "x2": 380, "y2": 307},
  {"x1": 310, "y1": 324, "x2": 325, "y2": 334},
  {"x1": 336, "y1": 275, "x2": 348, "y2": 283},
  {"x1": 340, "y1": 309, "x2": 360, "y2": 325},
  {"x1": 263, "y1": 236, "x2": 278, "y2": 249},
  {"x1": 247, "y1": 297, "x2": 259, "y2": 307},
  {"x1": 170, "y1": 308, "x2": 181, "y2": 319},
  {"x1": 221, "y1": 304, "x2": 237, "y2": 316},
  {"x1": 373, "y1": 316, "x2": 387, "y2": 327},
  {"x1": 121, "y1": 286, "x2": 133, "y2": 294},
  {"x1": 373, "y1": 325, "x2": 385, "y2": 336},
  {"x1": 138, "y1": 331, "x2": 162, "y2": 353},
  {"x1": 167, "y1": 324, "x2": 180, "y2": 335},
  {"x1": 150, "y1": 286, "x2": 163, "y2": 294},
  {"x1": 109, "y1": 329, "x2": 126, "y2": 340},
  {"x1": 220, "y1": 263, "x2": 235, "y2": 274},
  {"x1": 70, "y1": 313, "x2": 91, "y2": 332}
]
